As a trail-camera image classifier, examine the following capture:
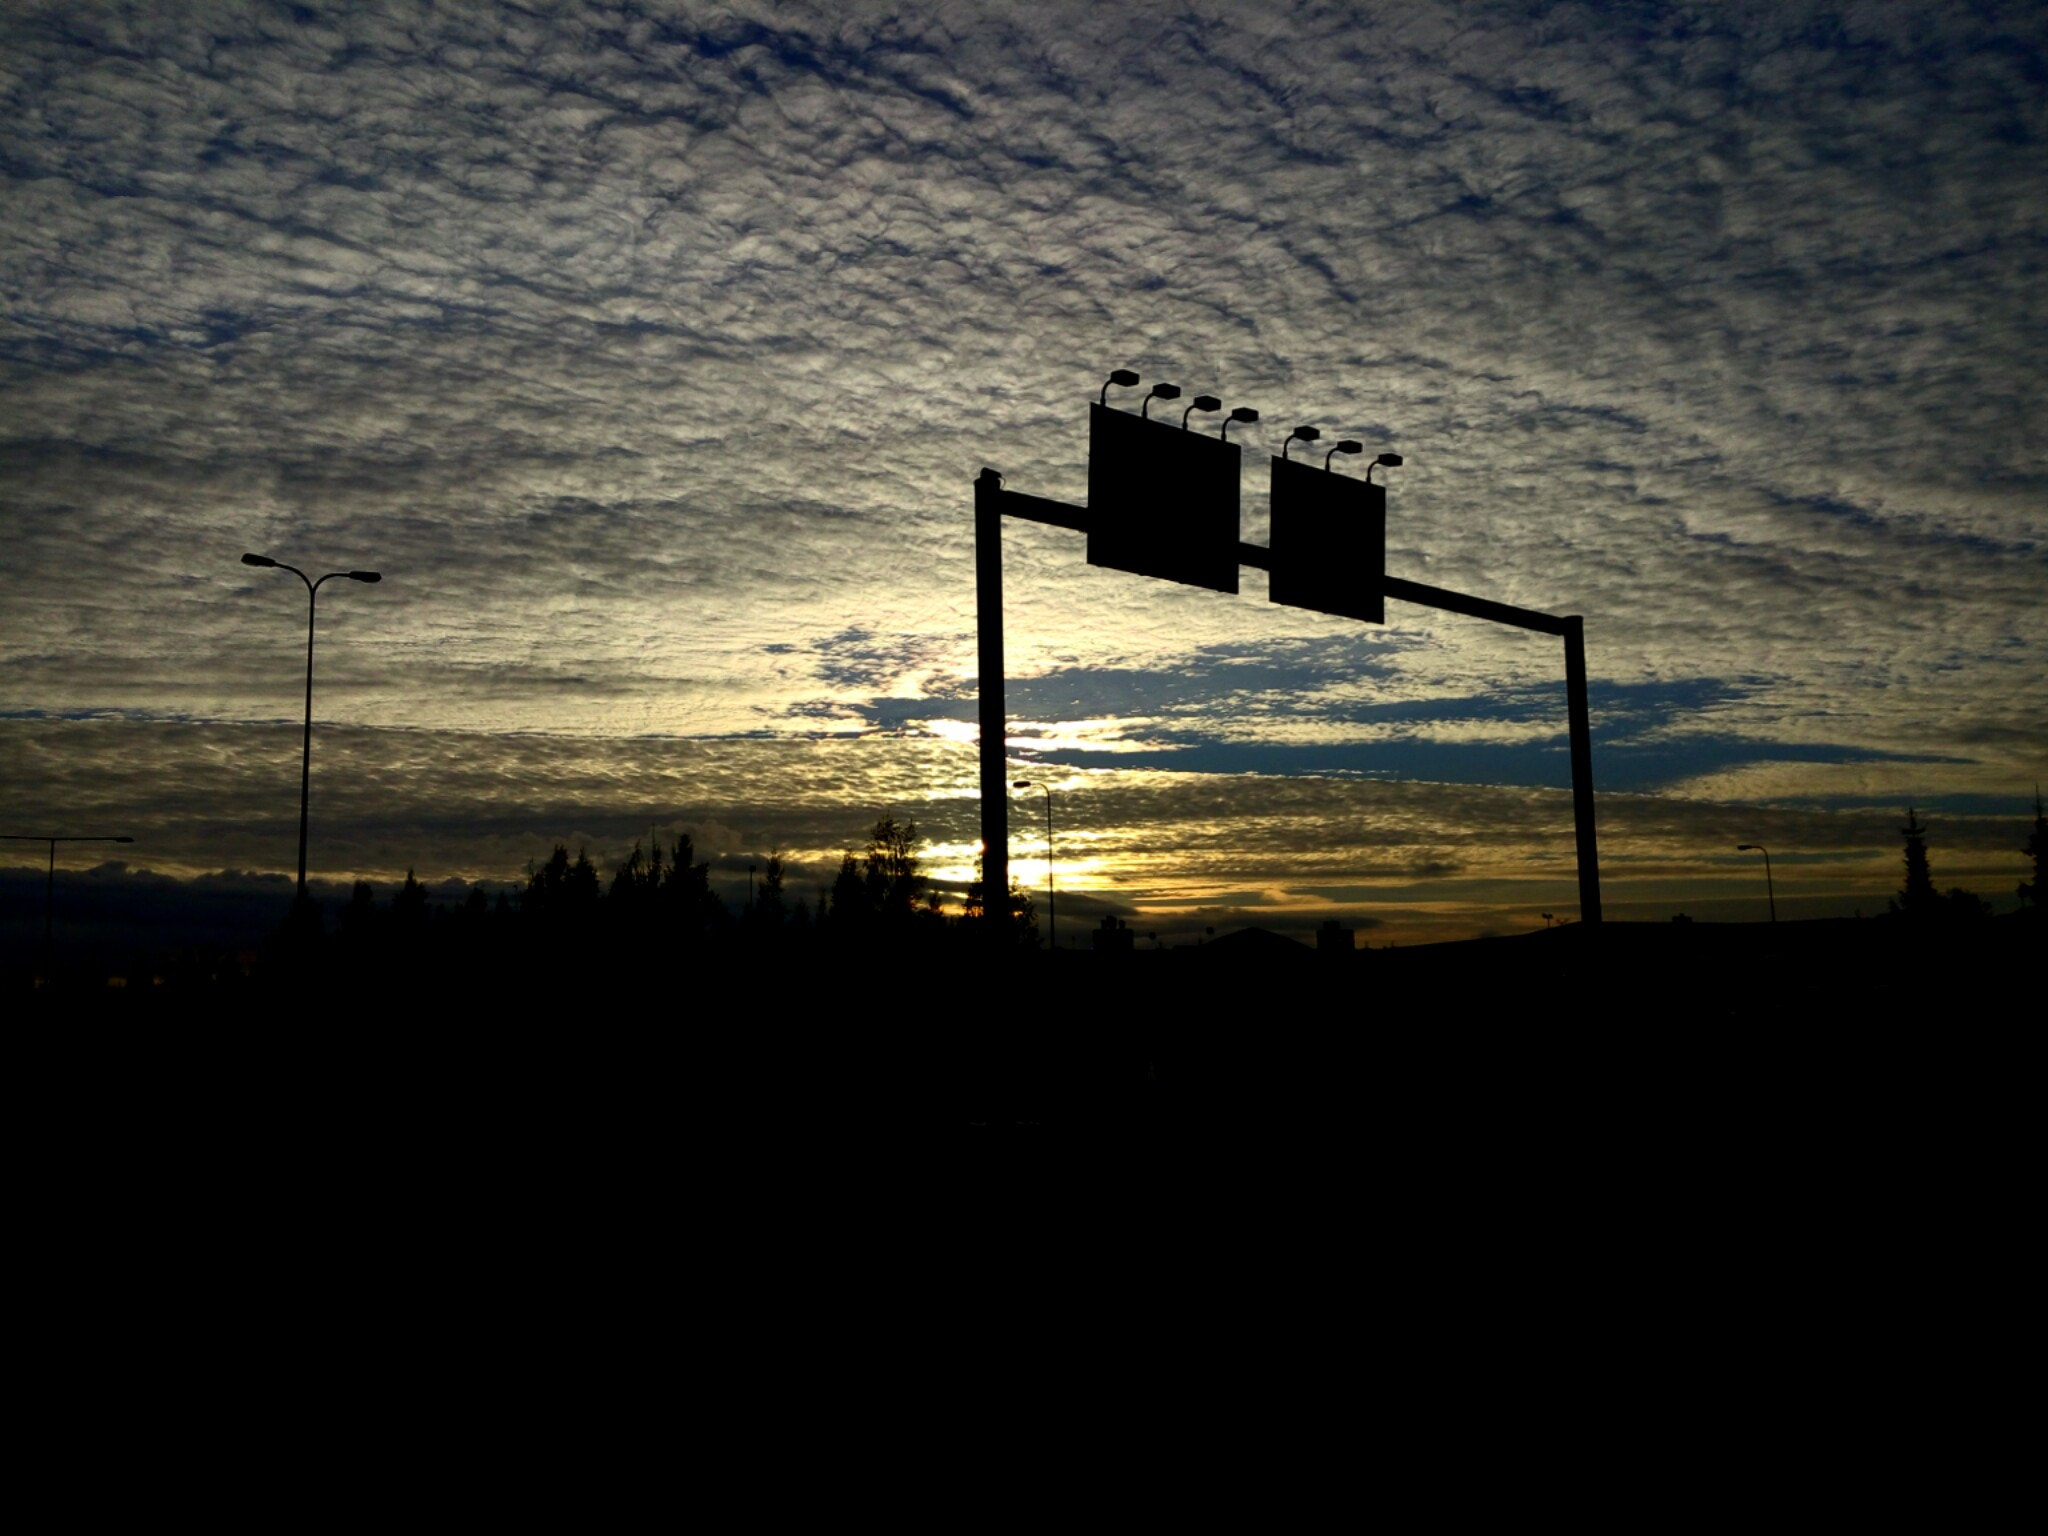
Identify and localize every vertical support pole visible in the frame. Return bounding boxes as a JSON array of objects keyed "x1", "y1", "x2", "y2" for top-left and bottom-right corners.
[
  {"x1": 298, "y1": 580, "x2": 318, "y2": 906},
  {"x1": 42, "y1": 838, "x2": 56, "y2": 983},
  {"x1": 975, "y1": 469, "x2": 1009, "y2": 943},
  {"x1": 1563, "y1": 615, "x2": 1602, "y2": 924}
]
